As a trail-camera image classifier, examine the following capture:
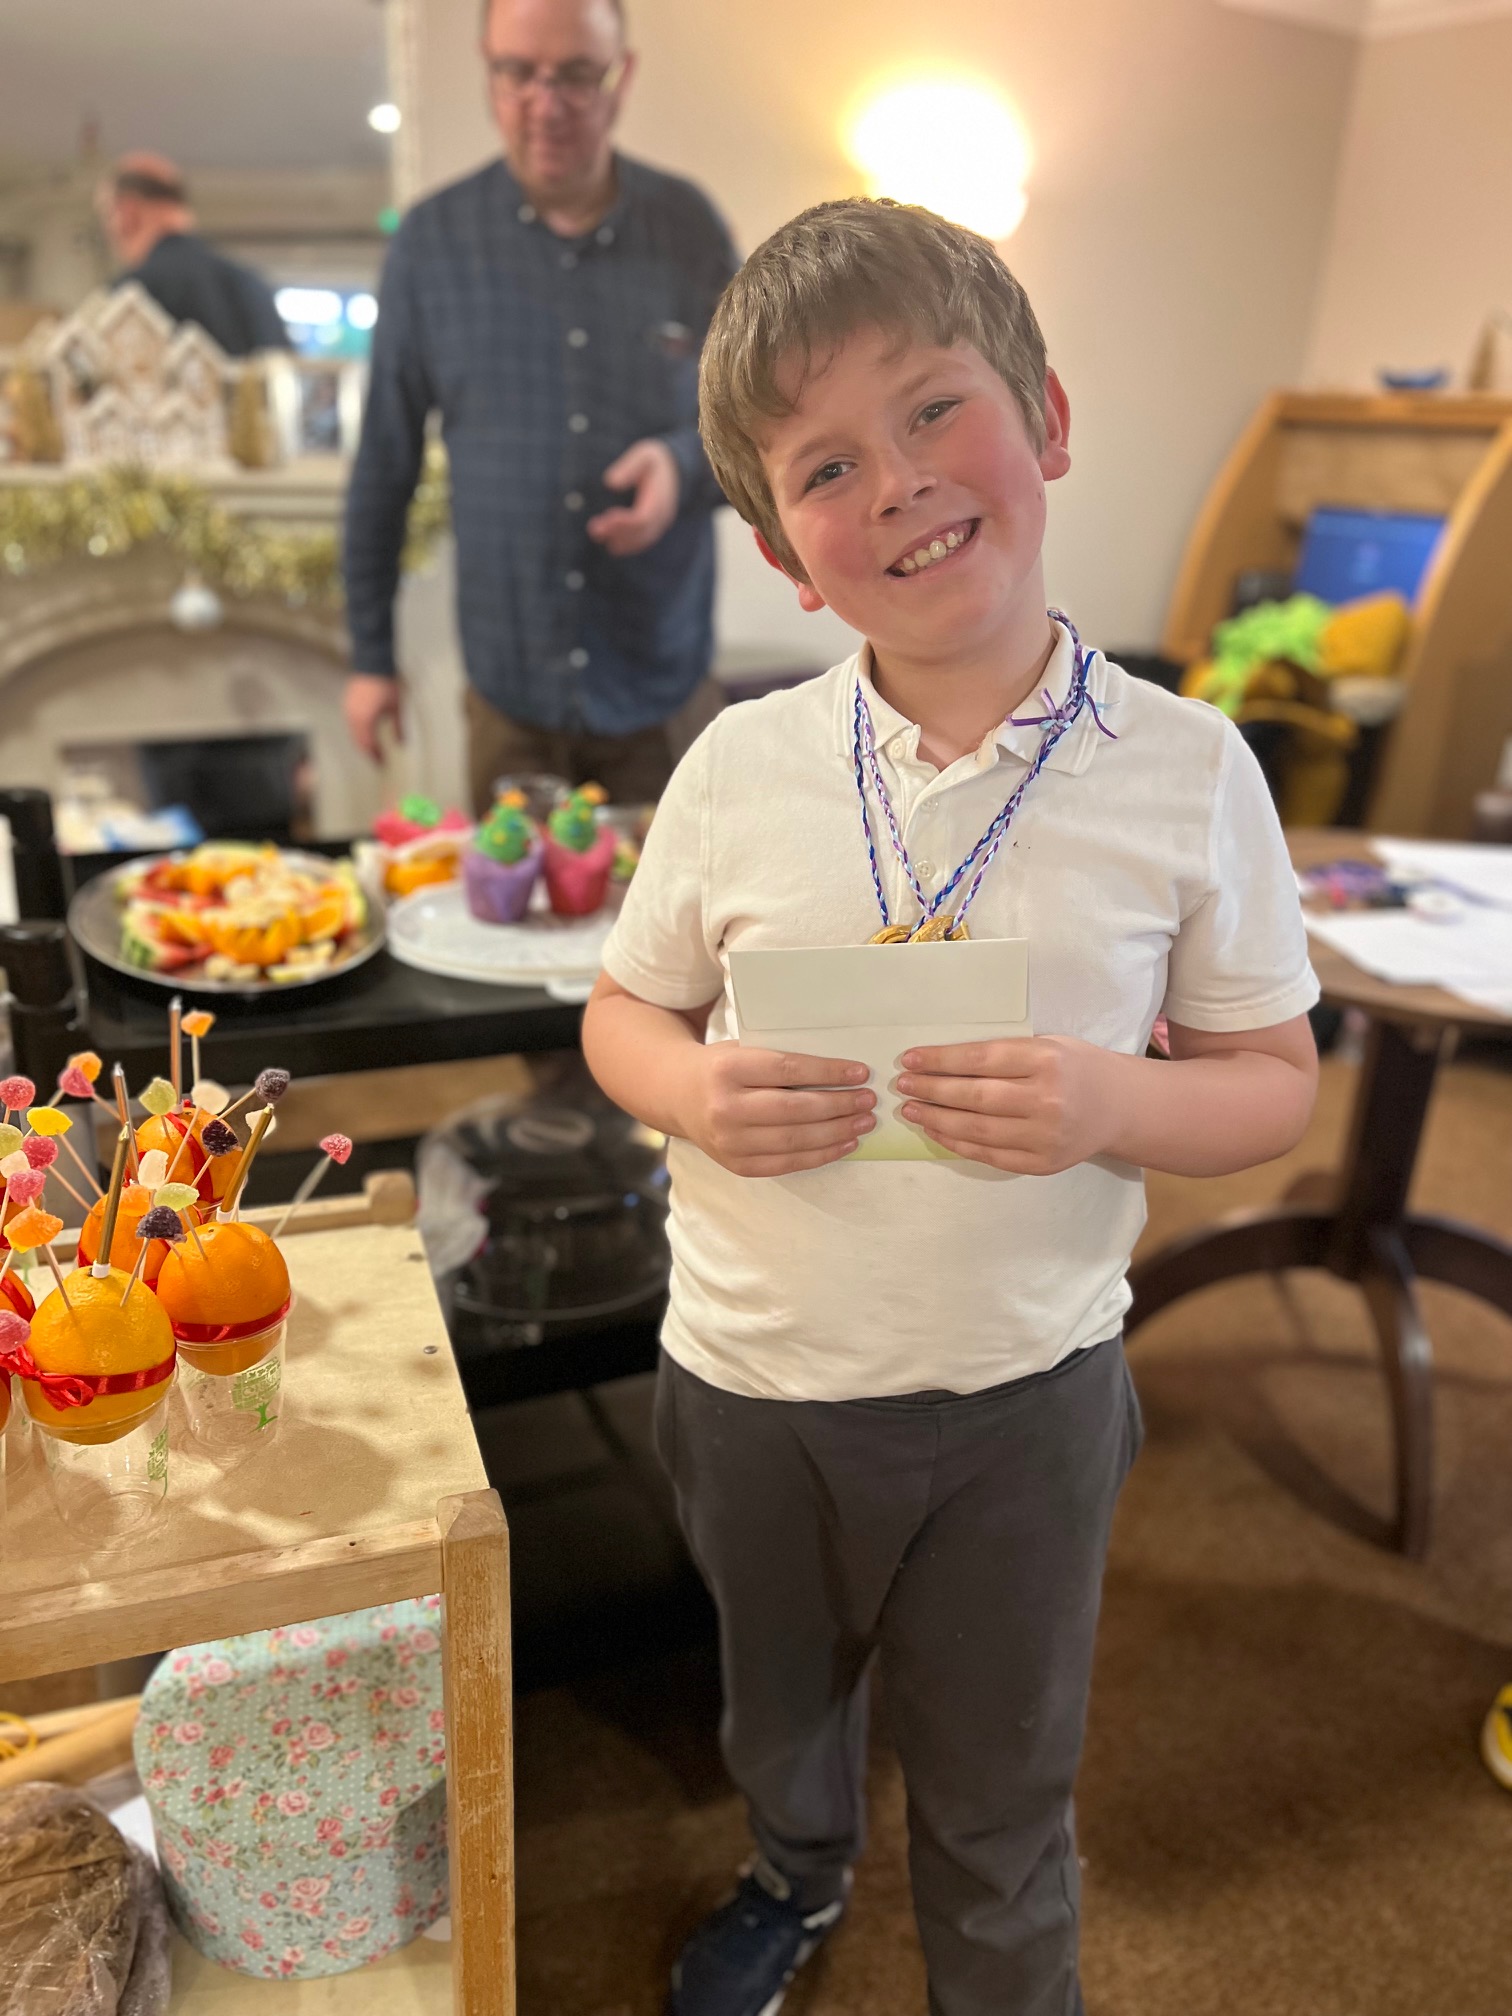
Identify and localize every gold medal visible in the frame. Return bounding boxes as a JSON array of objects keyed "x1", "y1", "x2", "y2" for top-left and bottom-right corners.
[{"x1": 868, "y1": 913, "x2": 969, "y2": 945}]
